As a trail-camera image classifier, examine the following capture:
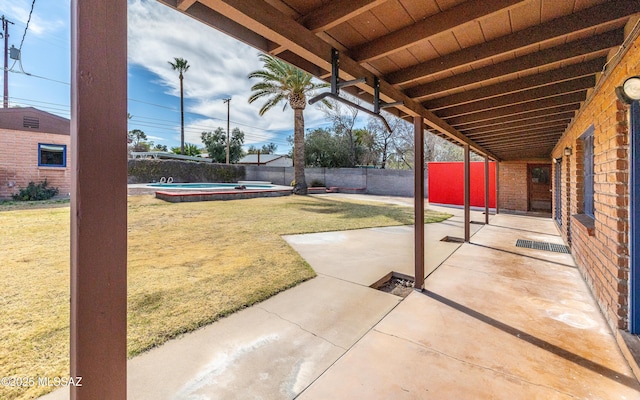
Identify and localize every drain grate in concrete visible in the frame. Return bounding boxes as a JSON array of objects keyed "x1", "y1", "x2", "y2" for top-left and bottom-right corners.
[
  {"x1": 515, "y1": 239, "x2": 570, "y2": 254},
  {"x1": 371, "y1": 272, "x2": 415, "y2": 298},
  {"x1": 440, "y1": 236, "x2": 465, "y2": 243}
]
